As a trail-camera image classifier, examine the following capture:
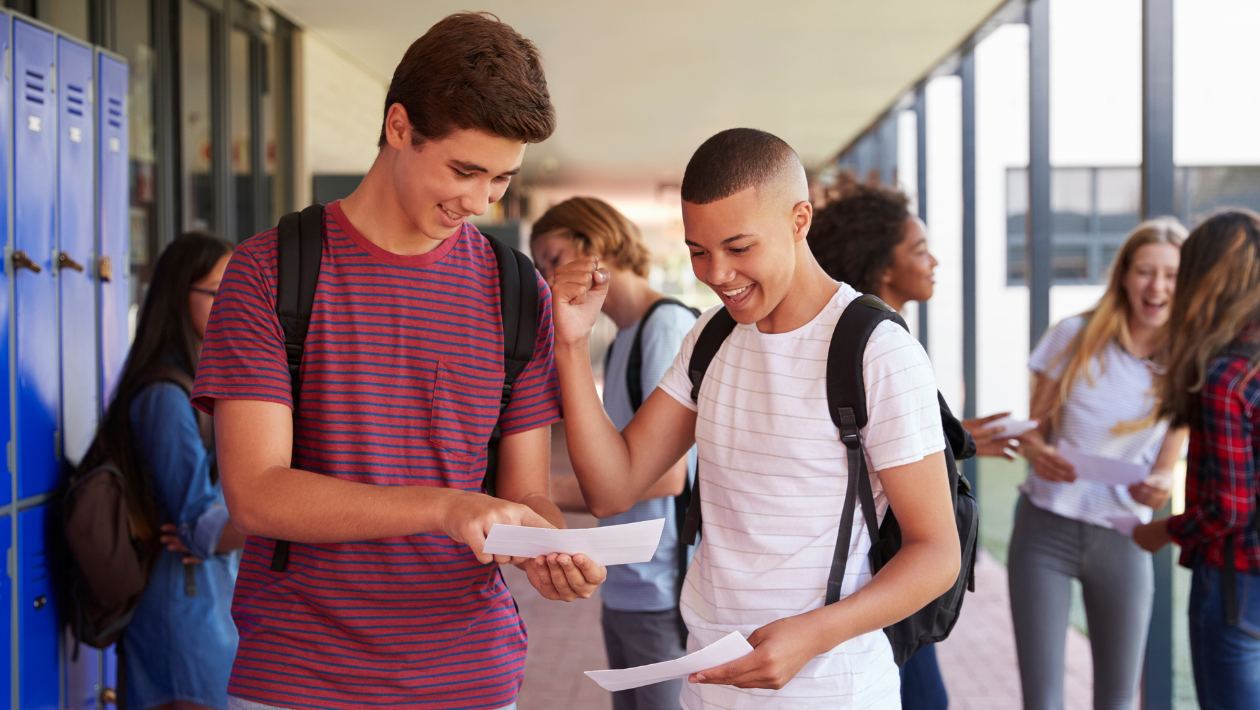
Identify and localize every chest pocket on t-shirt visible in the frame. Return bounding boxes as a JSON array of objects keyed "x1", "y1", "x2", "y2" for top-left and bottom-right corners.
[{"x1": 428, "y1": 358, "x2": 506, "y2": 459}]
